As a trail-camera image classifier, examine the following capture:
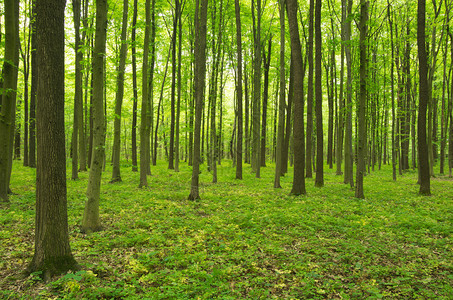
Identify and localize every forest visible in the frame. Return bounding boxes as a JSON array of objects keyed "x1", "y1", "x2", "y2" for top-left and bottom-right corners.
[{"x1": 0, "y1": 0, "x2": 452, "y2": 298}]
